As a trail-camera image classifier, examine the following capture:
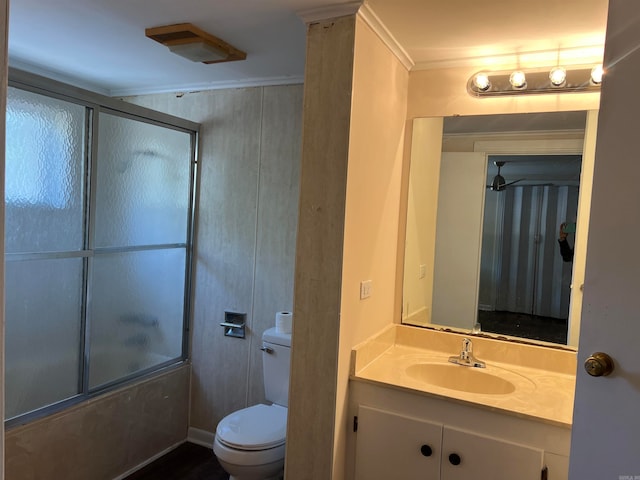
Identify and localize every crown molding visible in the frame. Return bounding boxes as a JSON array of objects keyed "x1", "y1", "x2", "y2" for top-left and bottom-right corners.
[
  {"x1": 357, "y1": 2, "x2": 414, "y2": 71},
  {"x1": 412, "y1": 45, "x2": 605, "y2": 72},
  {"x1": 8, "y1": 58, "x2": 111, "y2": 96},
  {"x1": 296, "y1": 1, "x2": 413, "y2": 71},
  {"x1": 110, "y1": 75, "x2": 305, "y2": 98},
  {"x1": 8, "y1": 59, "x2": 304, "y2": 96},
  {"x1": 297, "y1": 2, "x2": 362, "y2": 24}
]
